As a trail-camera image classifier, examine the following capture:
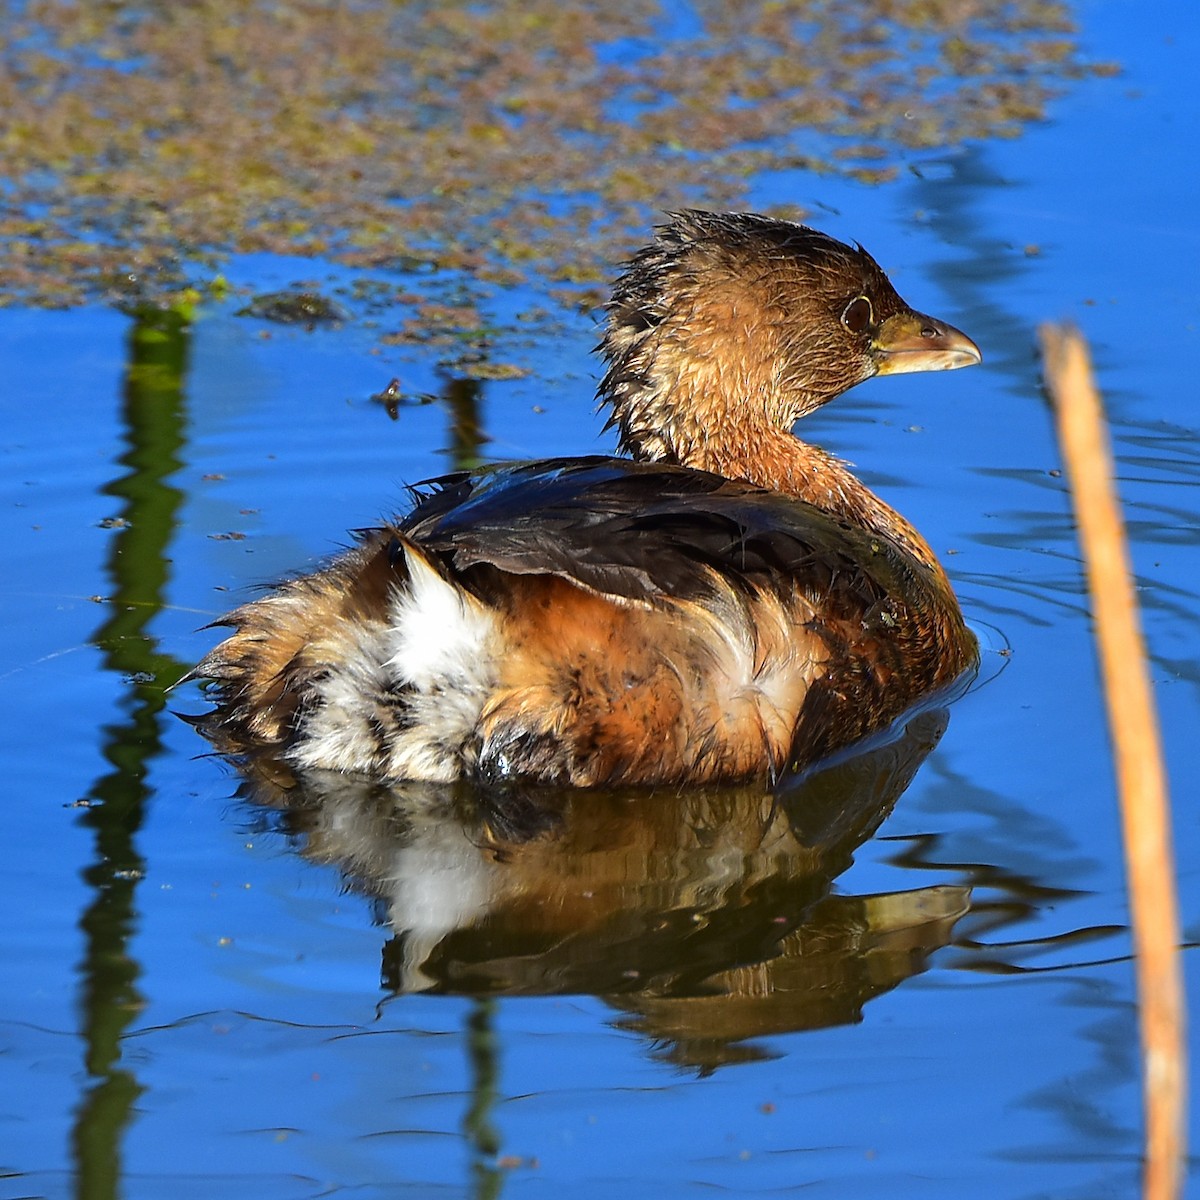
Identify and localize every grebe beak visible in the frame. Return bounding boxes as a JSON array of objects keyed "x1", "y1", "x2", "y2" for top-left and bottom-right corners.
[{"x1": 871, "y1": 312, "x2": 982, "y2": 376}]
